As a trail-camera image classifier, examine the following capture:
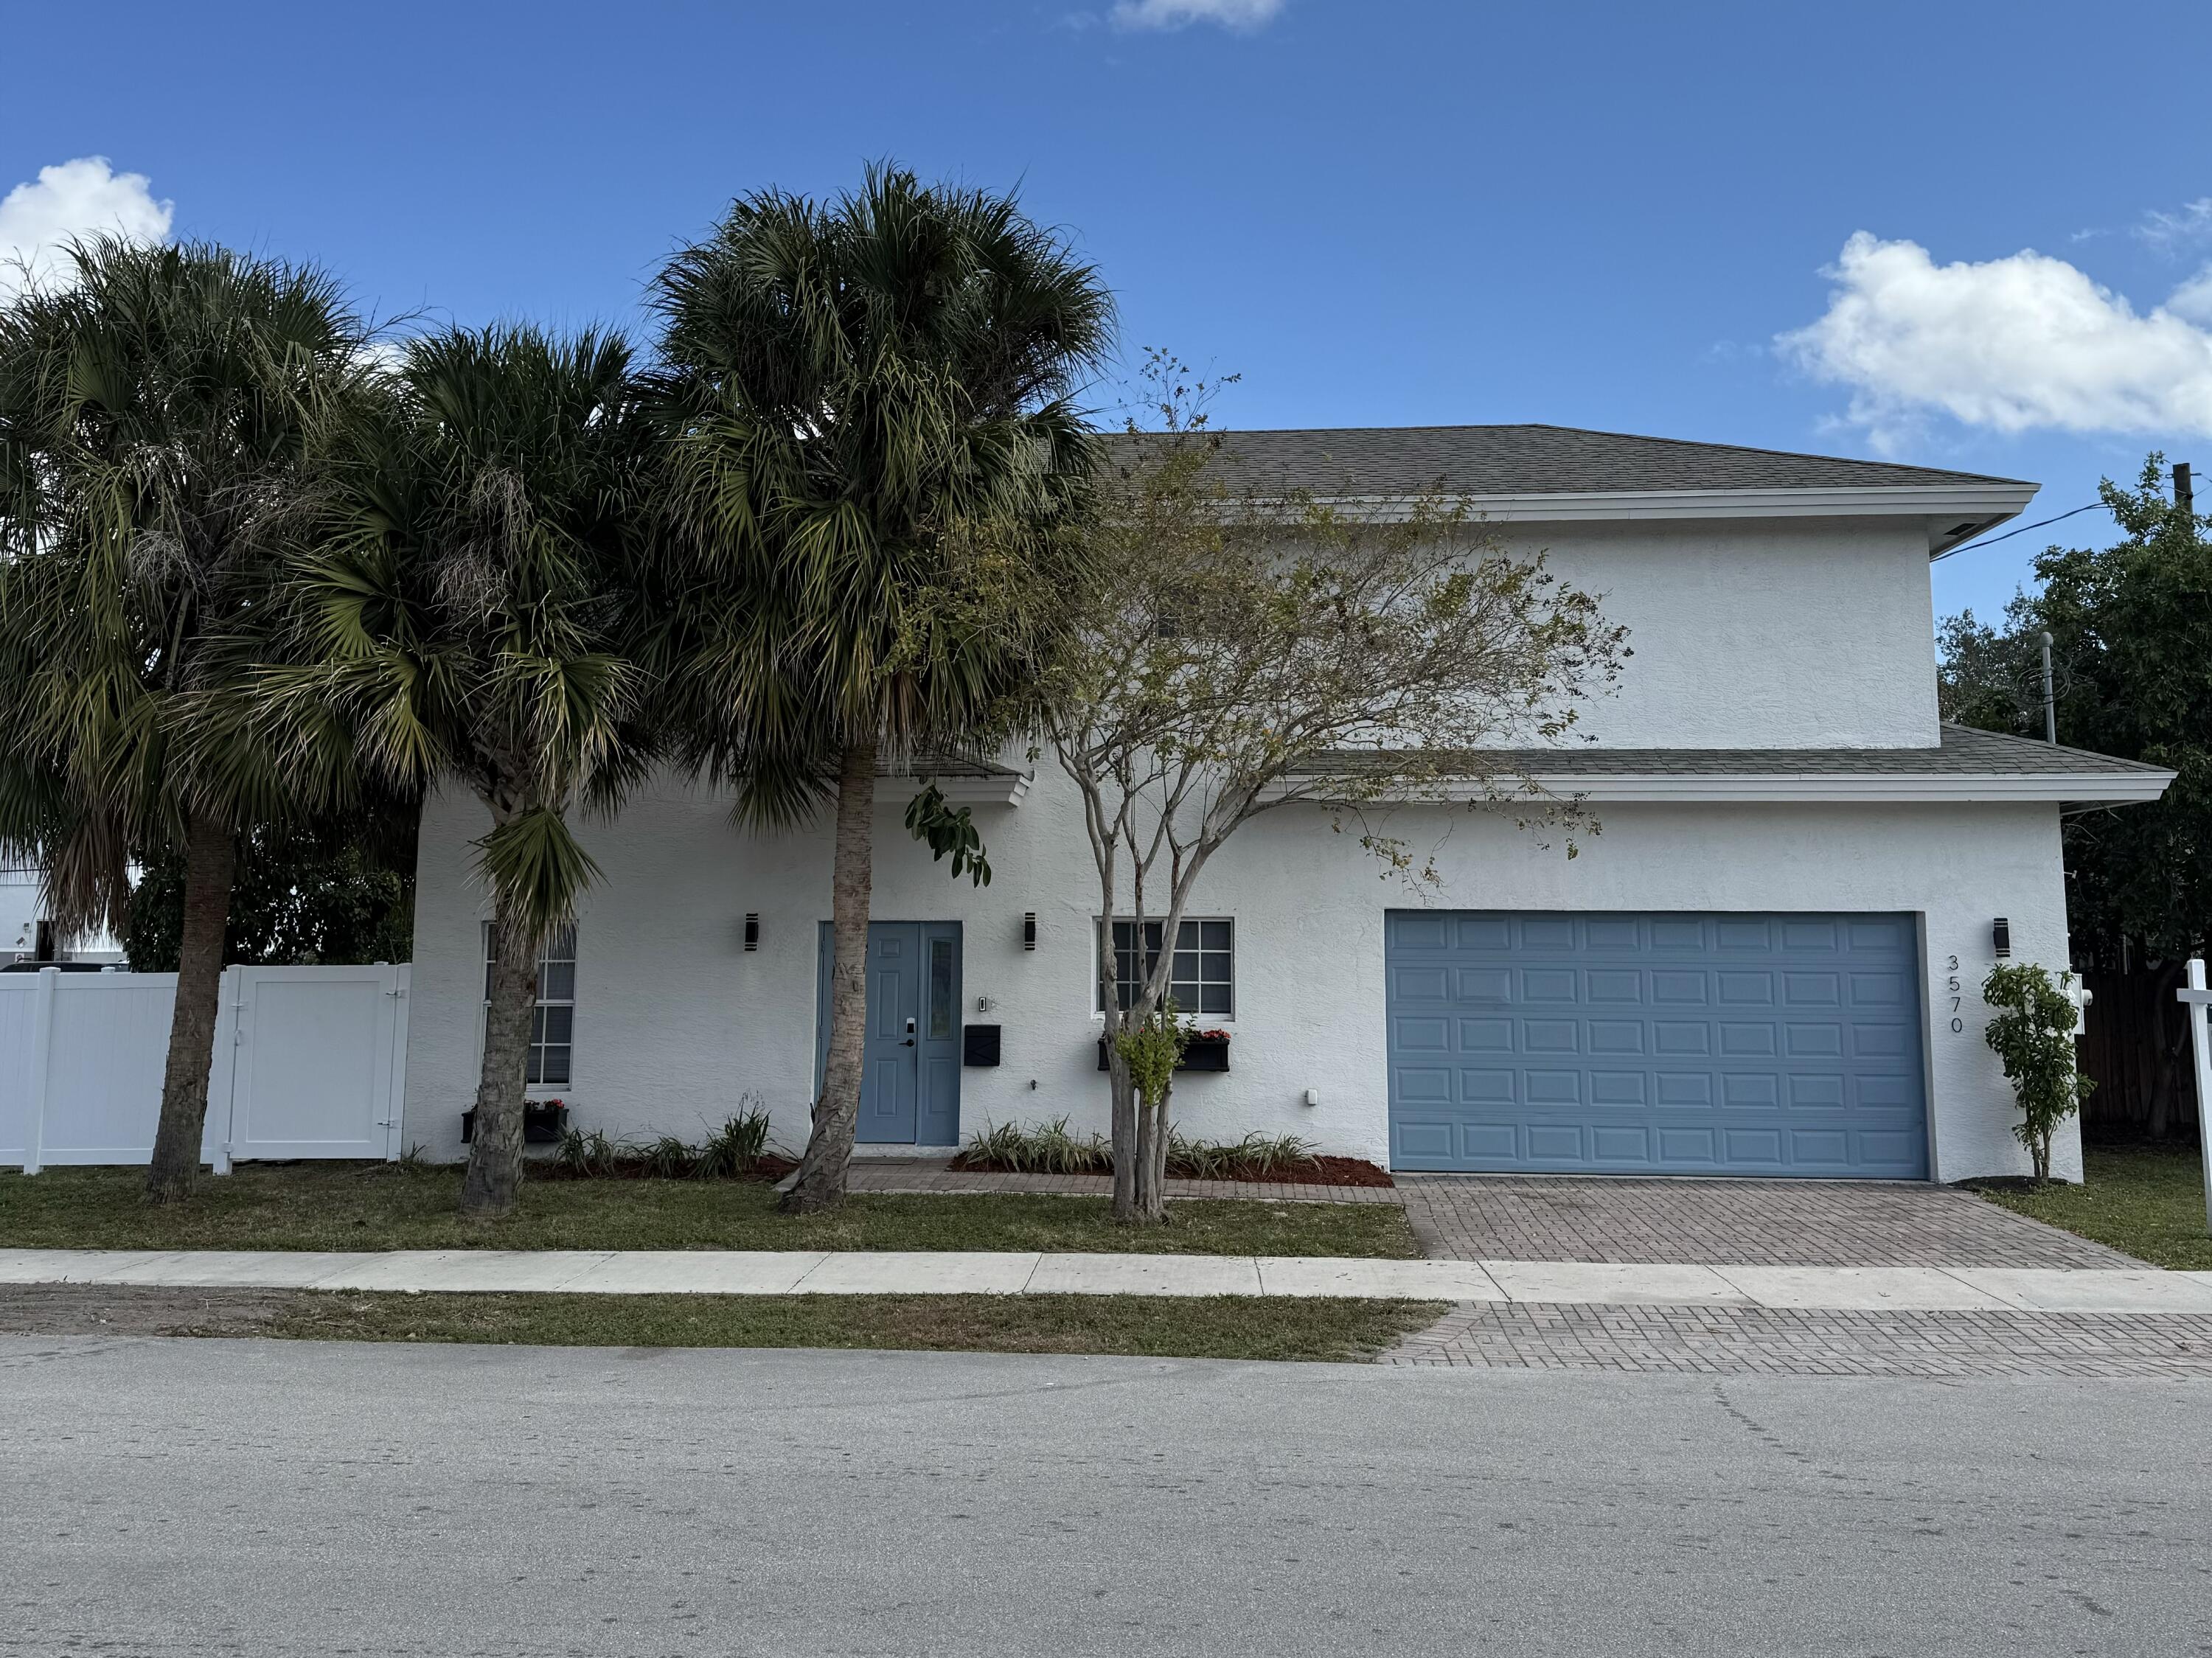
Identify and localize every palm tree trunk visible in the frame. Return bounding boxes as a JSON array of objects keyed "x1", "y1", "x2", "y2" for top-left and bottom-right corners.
[
  {"x1": 783, "y1": 737, "x2": 875, "y2": 1214},
  {"x1": 145, "y1": 812, "x2": 237, "y2": 1205},
  {"x1": 463, "y1": 891, "x2": 539, "y2": 1218}
]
